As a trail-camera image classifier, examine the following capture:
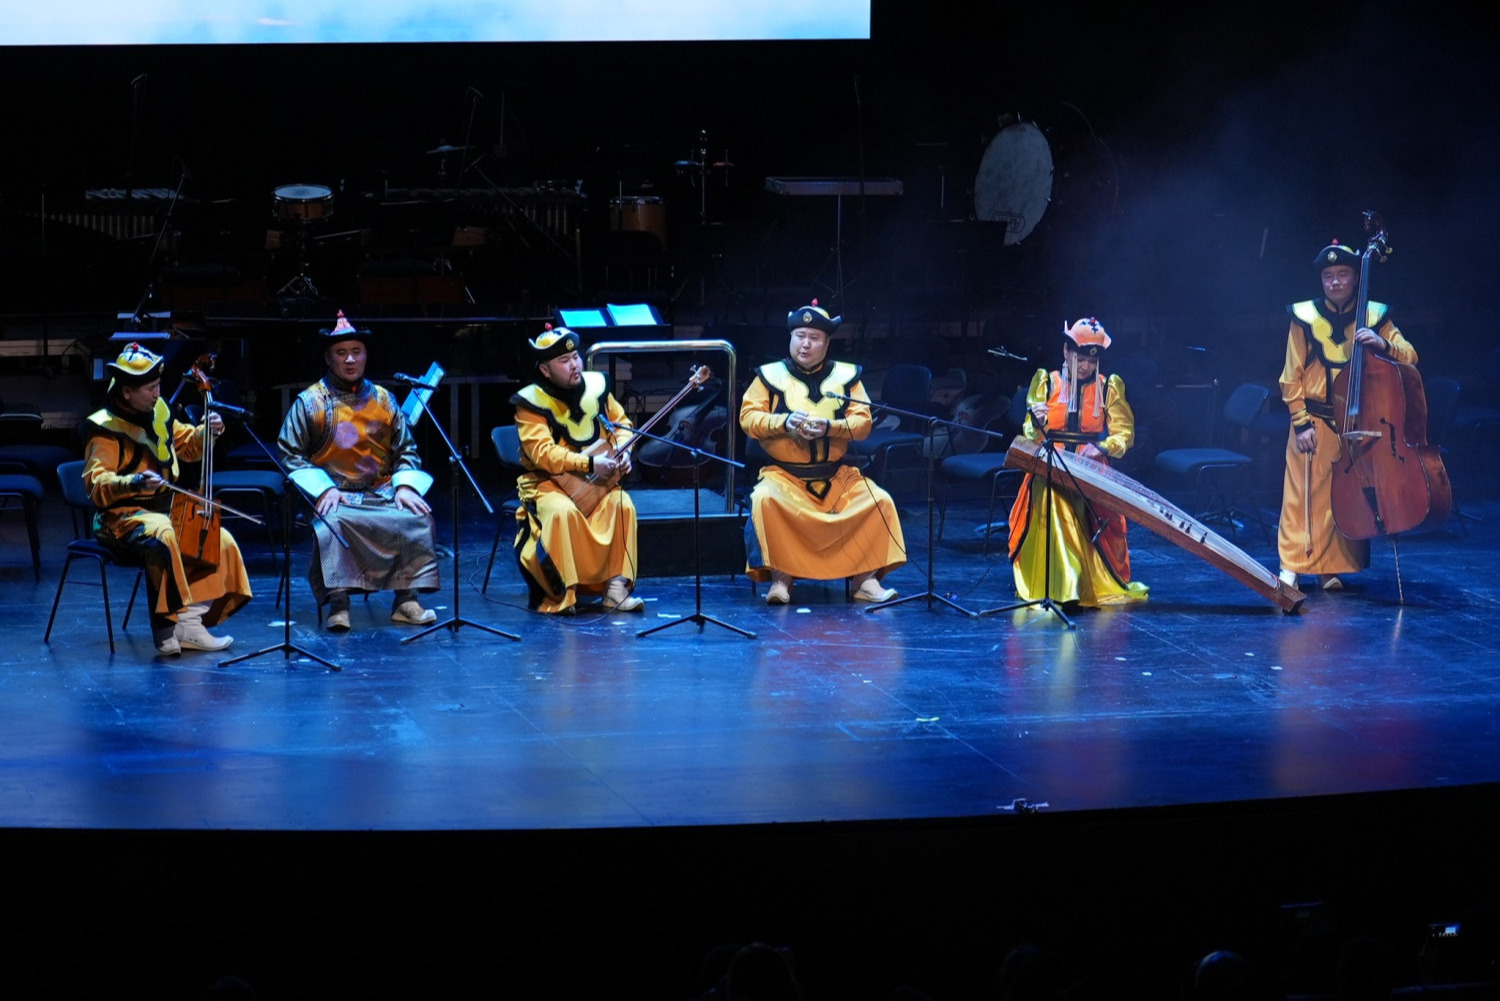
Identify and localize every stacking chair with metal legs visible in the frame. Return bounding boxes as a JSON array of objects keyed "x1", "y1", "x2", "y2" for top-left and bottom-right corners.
[{"x1": 44, "y1": 460, "x2": 144, "y2": 654}]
